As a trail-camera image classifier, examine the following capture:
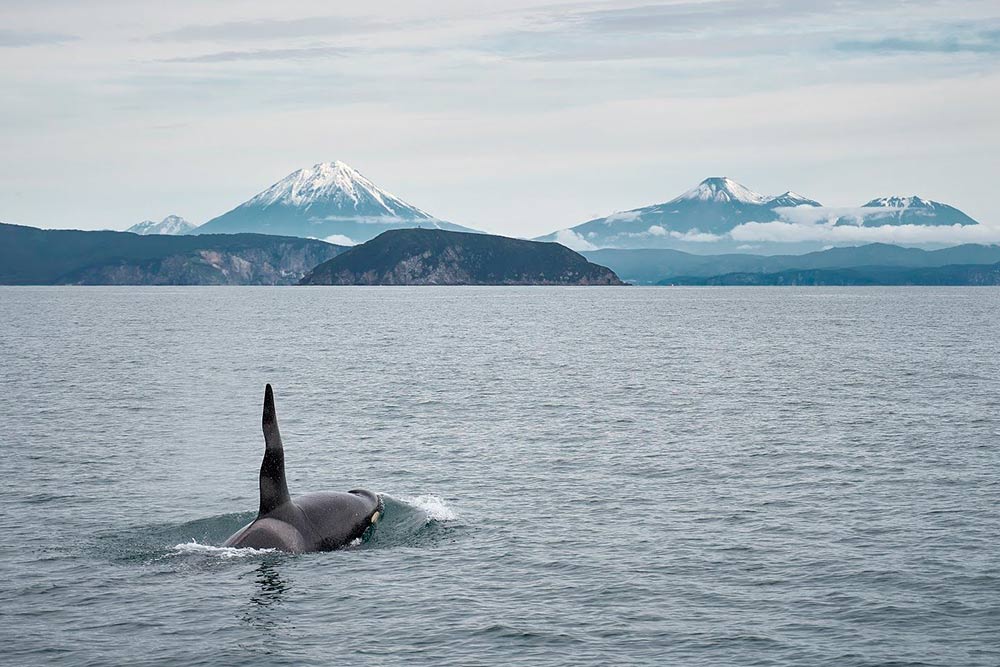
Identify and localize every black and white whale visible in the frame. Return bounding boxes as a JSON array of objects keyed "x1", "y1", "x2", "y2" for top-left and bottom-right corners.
[{"x1": 223, "y1": 384, "x2": 382, "y2": 553}]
